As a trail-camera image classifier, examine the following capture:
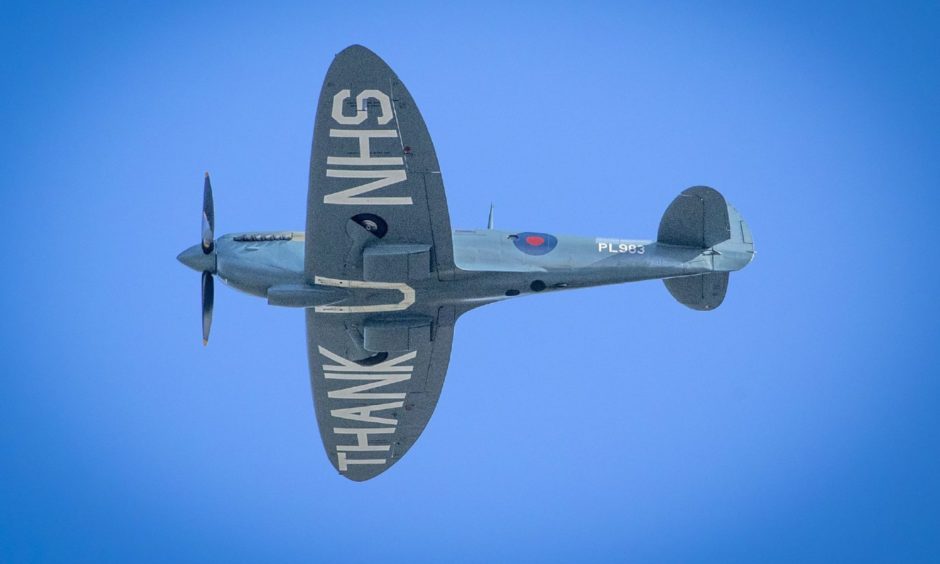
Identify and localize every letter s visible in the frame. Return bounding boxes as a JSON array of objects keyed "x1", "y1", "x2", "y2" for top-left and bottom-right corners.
[{"x1": 332, "y1": 89, "x2": 393, "y2": 125}]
